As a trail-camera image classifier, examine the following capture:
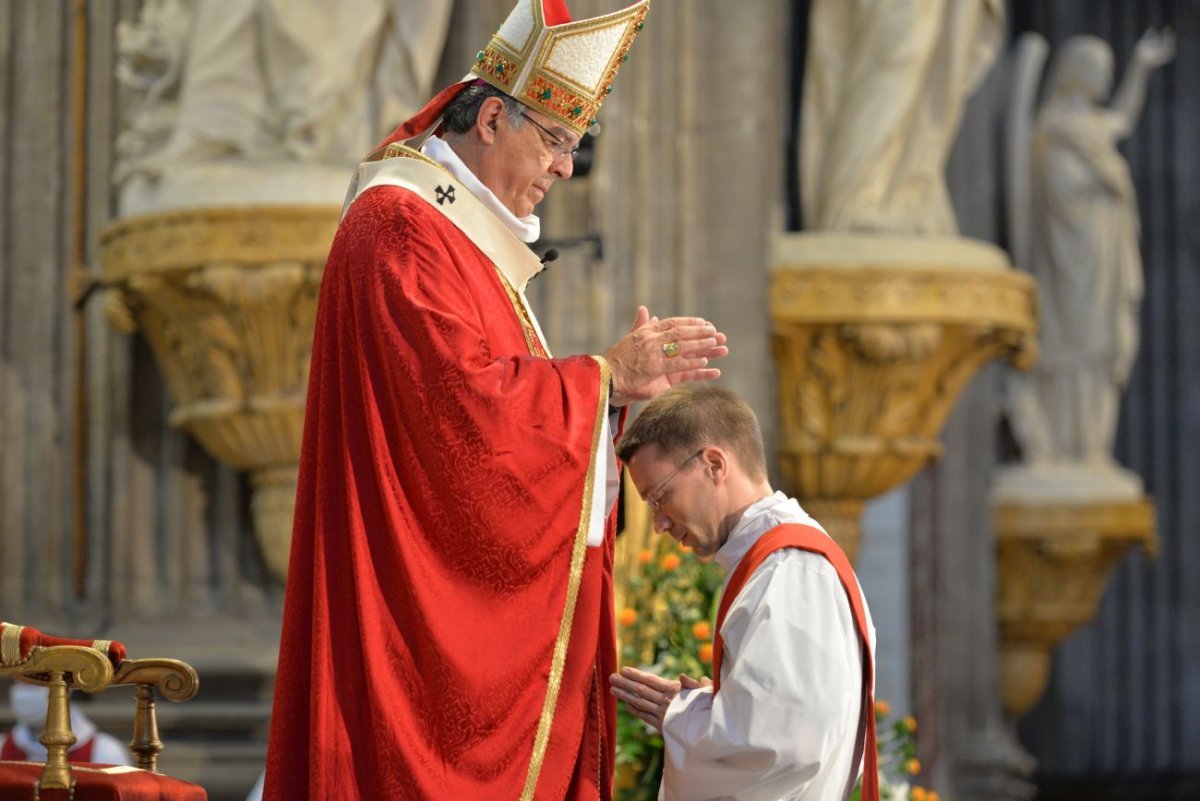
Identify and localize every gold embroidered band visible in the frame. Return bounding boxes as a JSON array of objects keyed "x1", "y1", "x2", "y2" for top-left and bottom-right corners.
[
  {"x1": 1, "y1": 623, "x2": 25, "y2": 666},
  {"x1": 520, "y1": 355, "x2": 612, "y2": 799}
]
